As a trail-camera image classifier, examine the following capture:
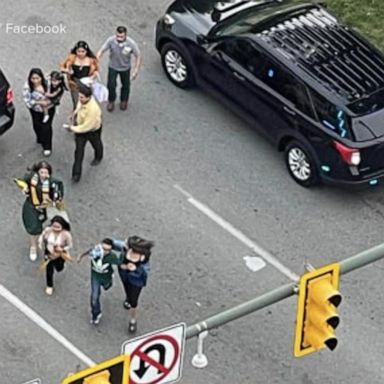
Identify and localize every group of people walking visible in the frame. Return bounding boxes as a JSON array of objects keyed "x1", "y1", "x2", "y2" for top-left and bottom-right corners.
[
  {"x1": 15, "y1": 27, "x2": 151, "y2": 333},
  {"x1": 23, "y1": 26, "x2": 141, "y2": 182}
]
